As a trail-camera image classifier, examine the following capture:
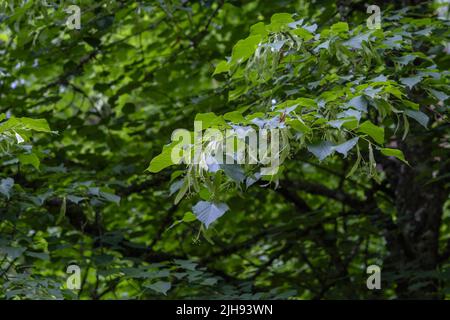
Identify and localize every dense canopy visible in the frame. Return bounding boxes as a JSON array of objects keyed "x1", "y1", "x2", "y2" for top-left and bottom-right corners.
[{"x1": 0, "y1": 0, "x2": 449, "y2": 299}]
